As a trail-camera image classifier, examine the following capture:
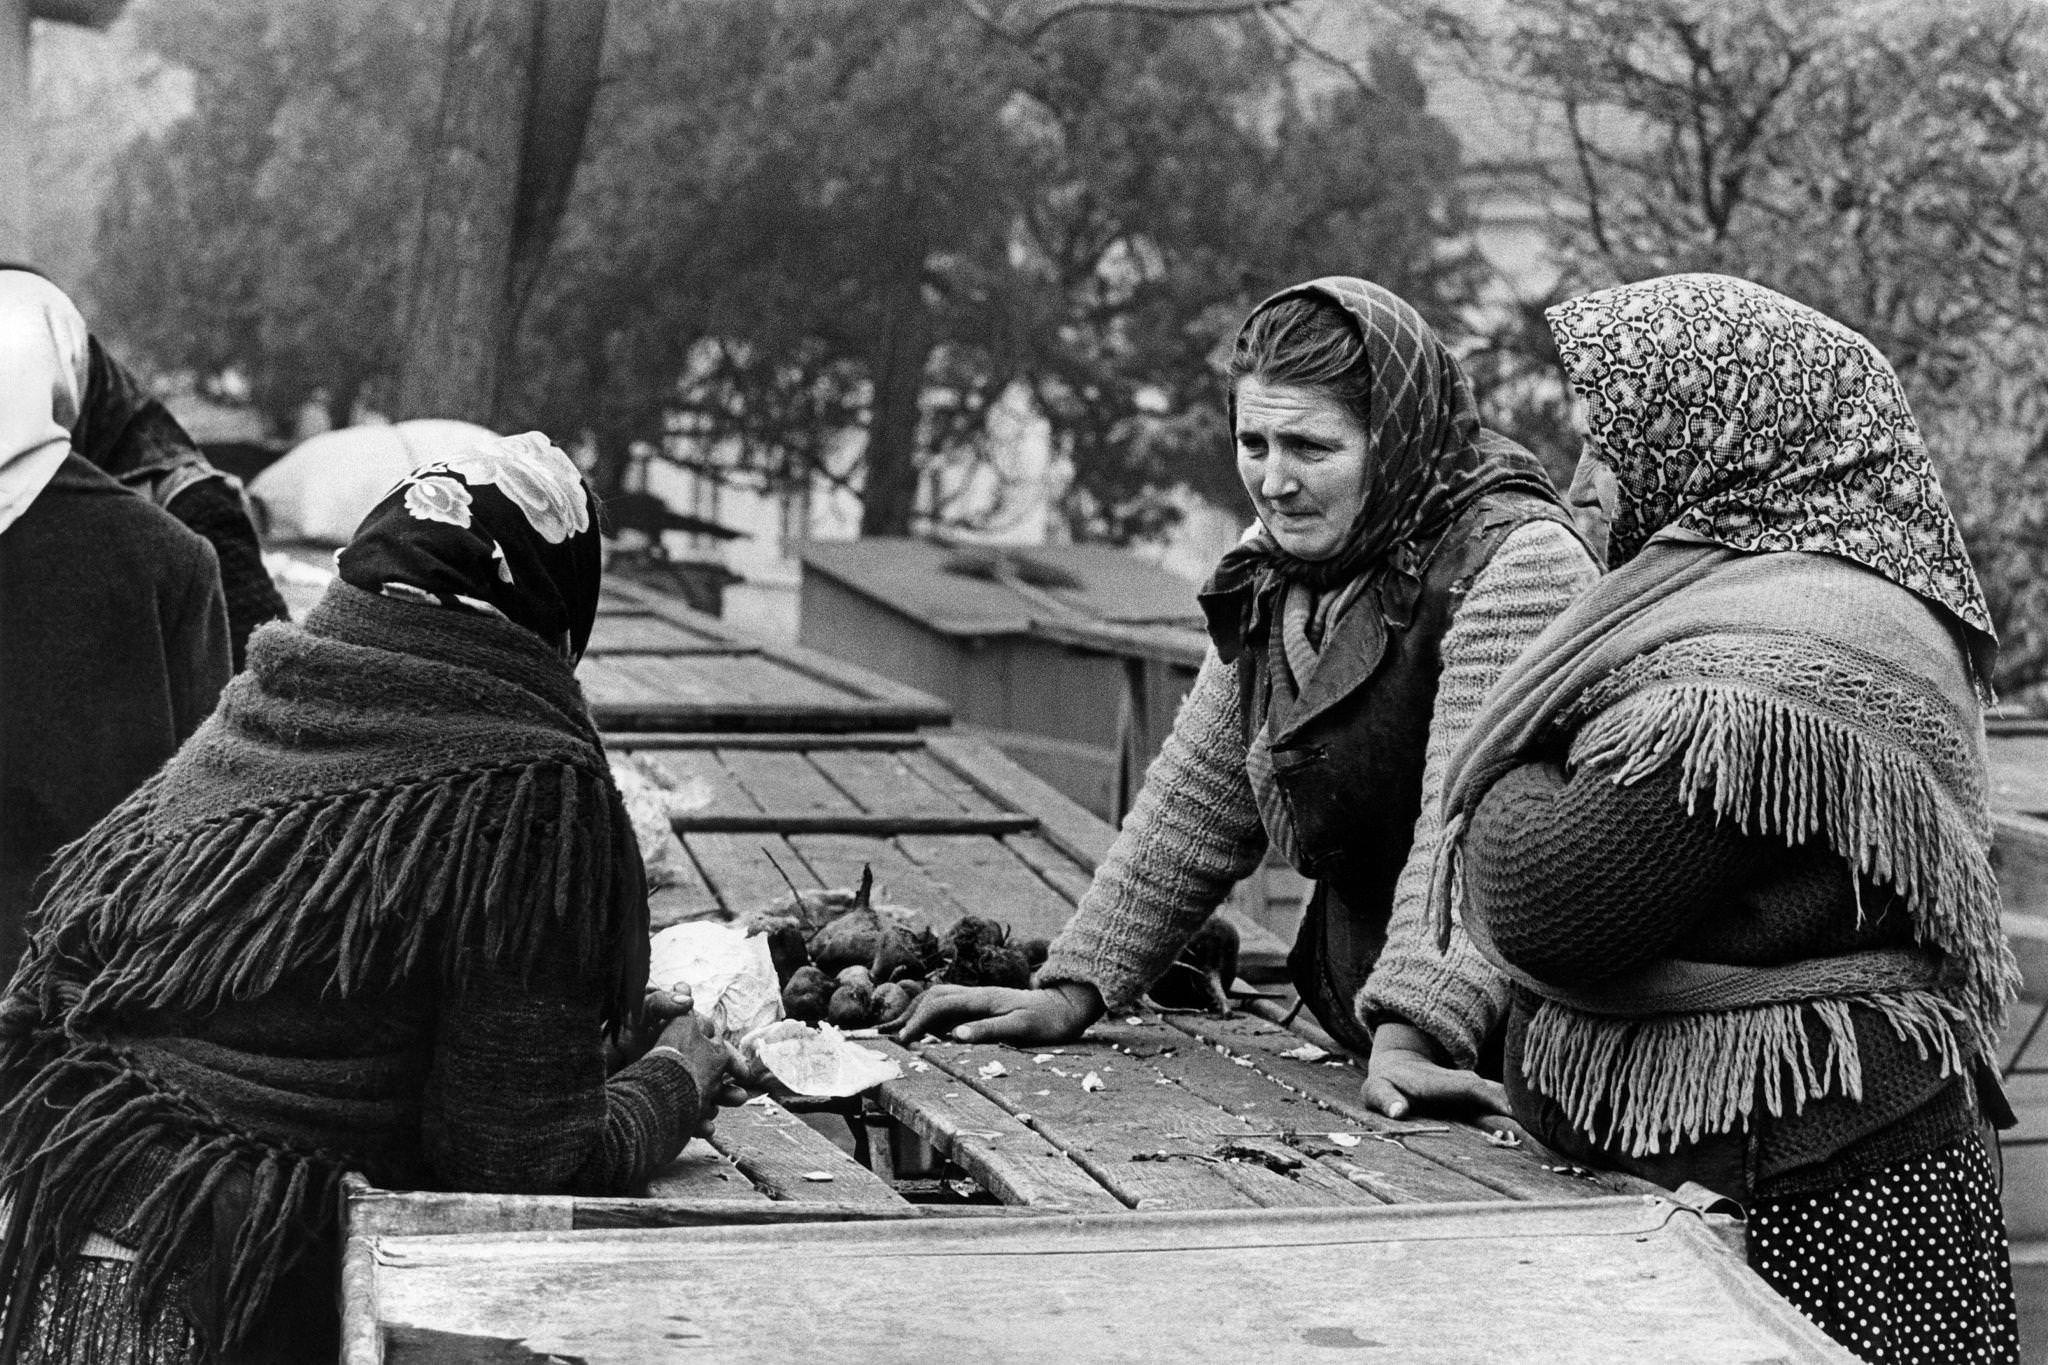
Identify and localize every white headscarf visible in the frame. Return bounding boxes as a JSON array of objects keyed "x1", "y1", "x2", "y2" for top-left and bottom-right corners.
[{"x1": 0, "y1": 270, "x2": 90, "y2": 536}]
